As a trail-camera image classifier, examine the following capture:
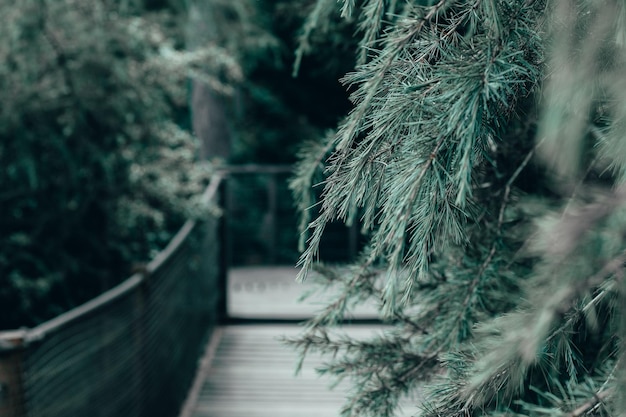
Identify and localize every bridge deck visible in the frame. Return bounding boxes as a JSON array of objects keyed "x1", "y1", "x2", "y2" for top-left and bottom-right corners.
[
  {"x1": 182, "y1": 325, "x2": 353, "y2": 417},
  {"x1": 179, "y1": 267, "x2": 420, "y2": 417}
]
